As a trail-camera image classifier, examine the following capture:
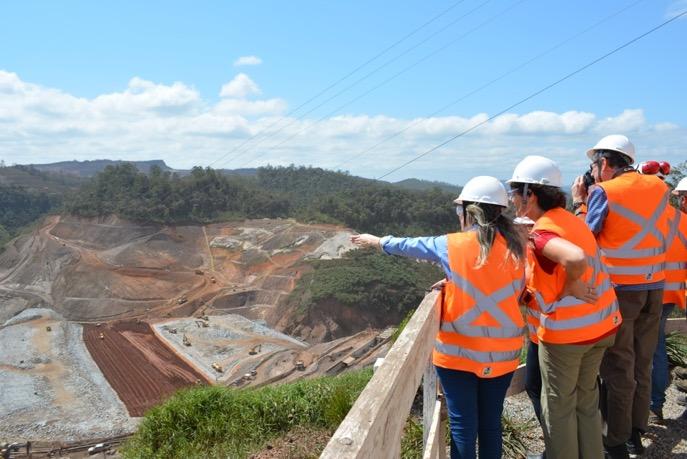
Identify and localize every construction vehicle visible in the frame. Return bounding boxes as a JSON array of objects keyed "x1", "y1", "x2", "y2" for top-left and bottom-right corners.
[
  {"x1": 169, "y1": 328, "x2": 178, "y2": 334},
  {"x1": 177, "y1": 296, "x2": 188, "y2": 305},
  {"x1": 88, "y1": 443, "x2": 107, "y2": 455},
  {"x1": 1, "y1": 443, "x2": 20, "y2": 459},
  {"x1": 295, "y1": 360, "x2": 305, "y2": 371},
  {"x1": 182, "y1": 334, "x2": 191, "y2": 346},
  {"x1": 210, "y1": 276, "x2": 216, "y2": 284},
  {"x1": 211, "y1": 362, "x2": 223, "y2": 373},
  {"x1": 195, "y1": 269, "x2": 204, "y2": 275},
  {"x1": 99, "y1": 333, "x2": 105, "y2": 340},
  {"x1": 195, "y1": 320, "x2": 208, "y2": 328},
  {"x1": 248, "y1": 344, "x2": 261, "y2": 355},
  {"x1": 46, "y1": 326, "x2": 51, "y2": 332}
]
